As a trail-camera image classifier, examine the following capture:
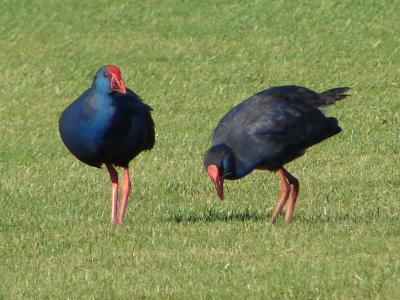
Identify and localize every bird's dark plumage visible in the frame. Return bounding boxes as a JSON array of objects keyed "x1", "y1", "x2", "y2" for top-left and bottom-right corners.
[
  {"x1": 59, "y1": 68, "x2": 154, "y2": 168},
  {"x1": 59, "y1": 65, "x2": 155, "y2": 224},
  {"x1": 204, "y1": 85, "x2": 350, "y2": 223}
]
